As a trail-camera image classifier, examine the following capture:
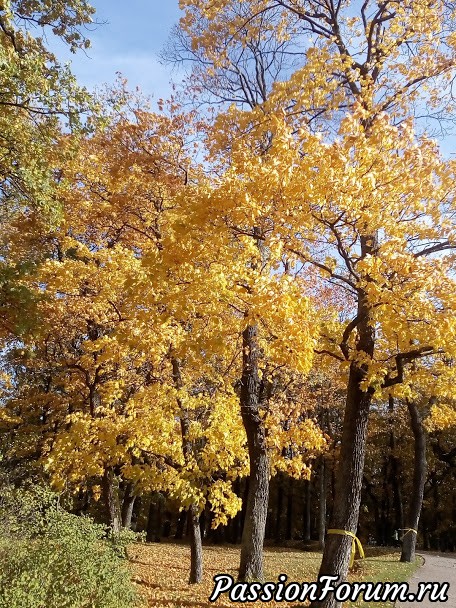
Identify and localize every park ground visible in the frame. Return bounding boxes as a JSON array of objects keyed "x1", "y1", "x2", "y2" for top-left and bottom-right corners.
[
  {"x1": 128, "y1": 542, "x2": 422, "y2": 608},
  {"x1": 396, "y1": 553, "x2": 456, "y2": 608}
]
